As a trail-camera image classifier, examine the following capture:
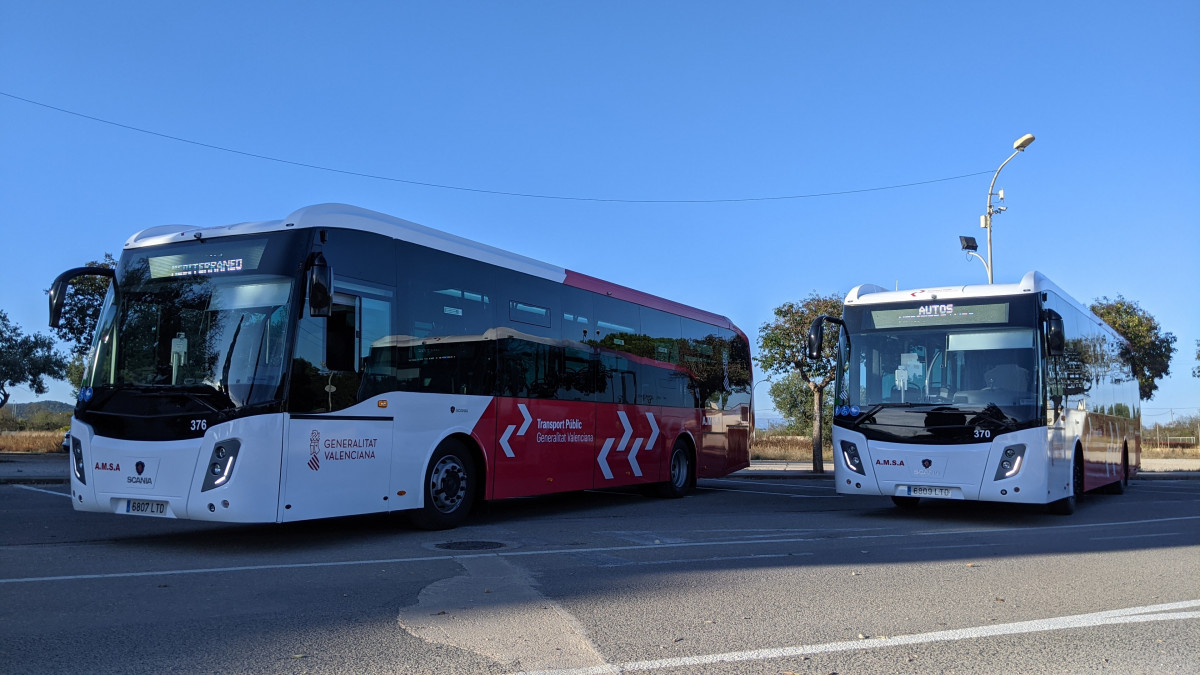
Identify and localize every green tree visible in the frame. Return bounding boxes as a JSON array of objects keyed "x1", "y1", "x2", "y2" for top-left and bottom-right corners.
[
  {"x1": 1090, "y1": 296, "x2": 1177, "y2": 400},
  {"x1": 1192, "y1": 339, "x2": 1199, "y2": 379},
  {"x1": 50, "y1": 254, "x2": 117, "y2": 392},
  {"x1": 0, "y1": 310, "x2": 68, "y2": 410},
  {"x1": 767, "y1": 372, "x2": 833, "y2": 443},
  {"x1": 757, "y1": 291, "x2": 843, "y2": 473}
]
